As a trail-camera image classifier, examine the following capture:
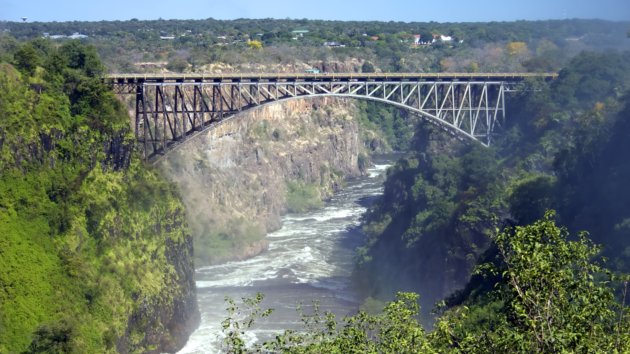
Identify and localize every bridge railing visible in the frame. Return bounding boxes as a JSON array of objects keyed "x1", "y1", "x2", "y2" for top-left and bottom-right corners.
[{"x1": 105, "y1": 72, "x2": 558, "y2": 83}]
